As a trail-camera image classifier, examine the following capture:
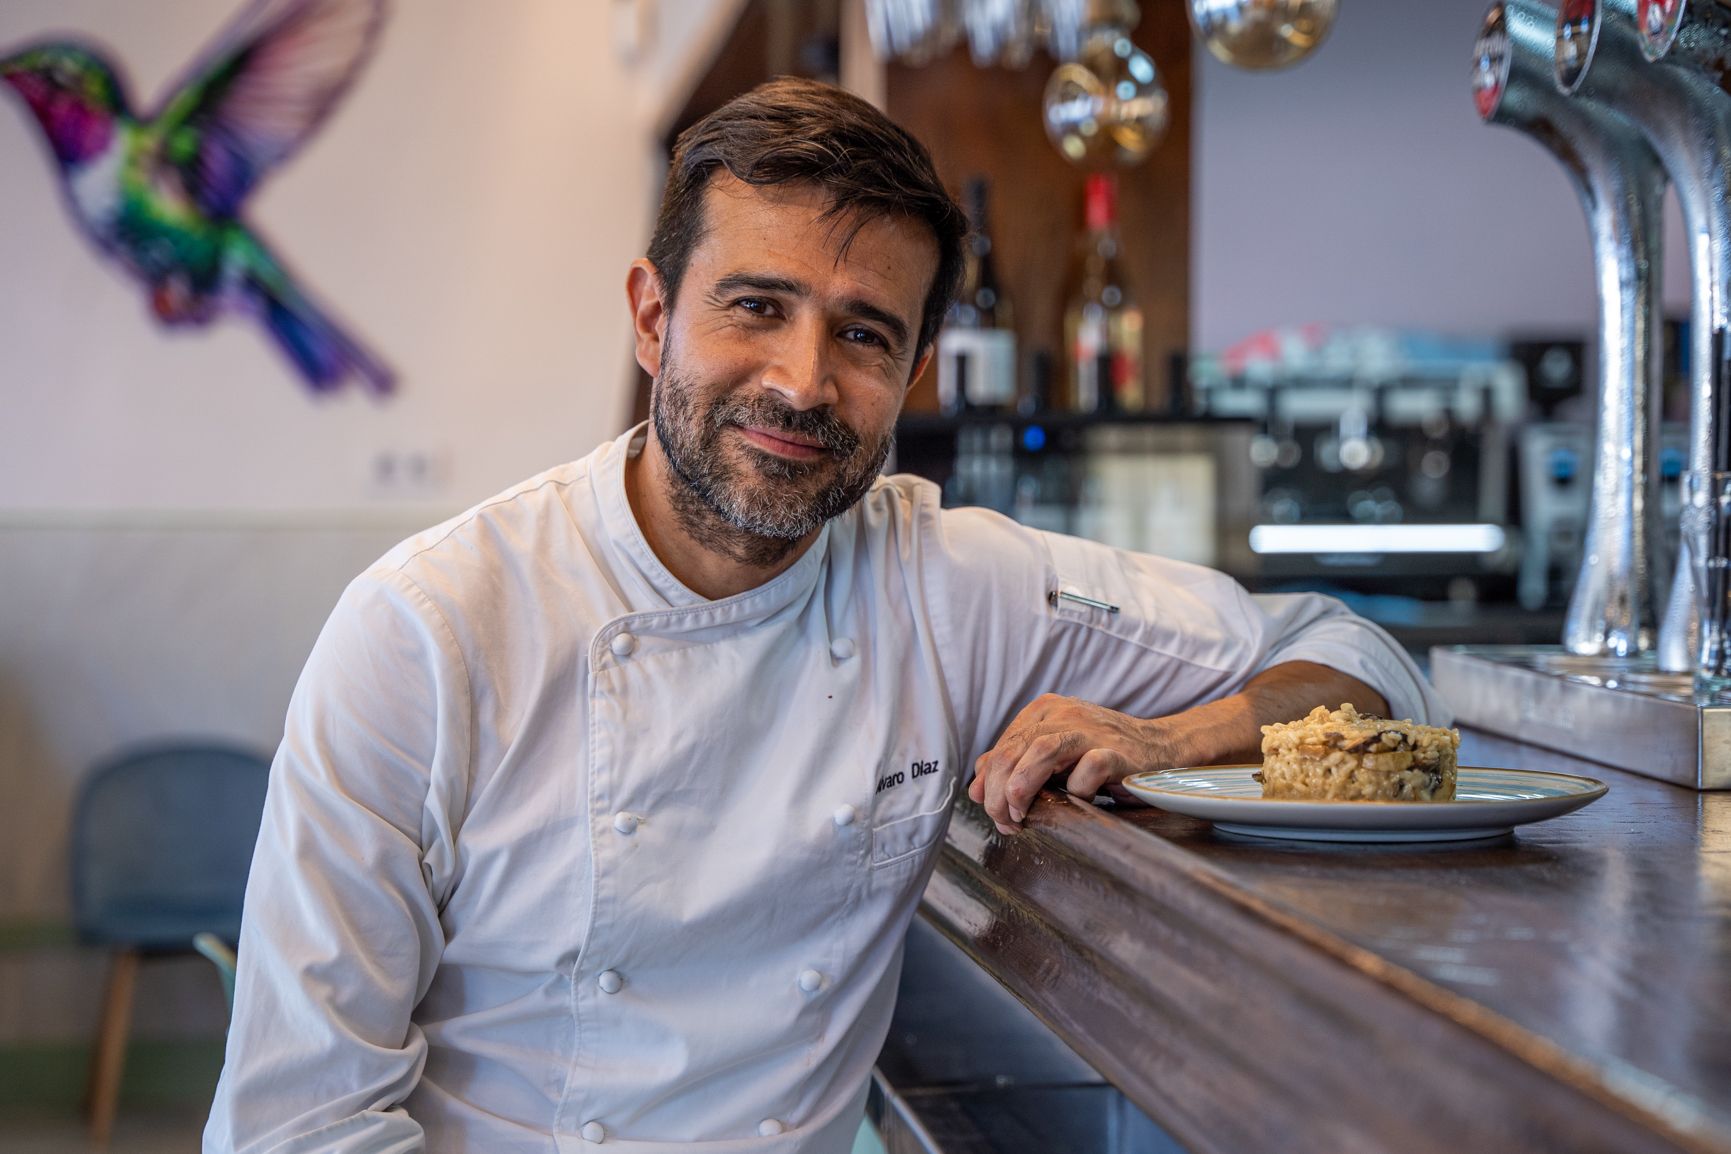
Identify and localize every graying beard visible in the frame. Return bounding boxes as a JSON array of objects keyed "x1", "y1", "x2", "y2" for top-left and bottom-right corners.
[
  {"x1": 666, "y1": 471, "x2": 806, "y2": 569},
  {"x1": 651, "y1": 367, "x2": 890, "y2": 569}
]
